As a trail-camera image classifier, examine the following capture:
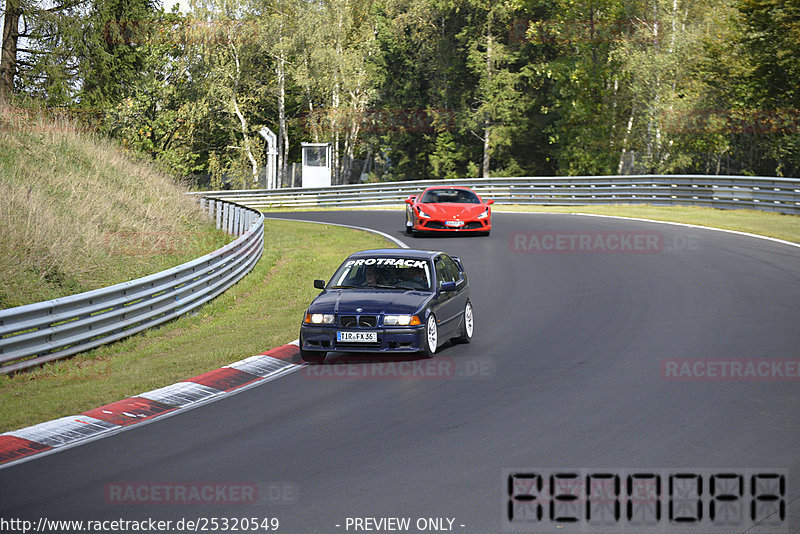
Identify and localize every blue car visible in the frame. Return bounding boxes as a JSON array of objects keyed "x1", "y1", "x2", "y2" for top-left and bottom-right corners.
[{"x1": 299, "y1": 249, "x2": 473, "y2": 363}]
